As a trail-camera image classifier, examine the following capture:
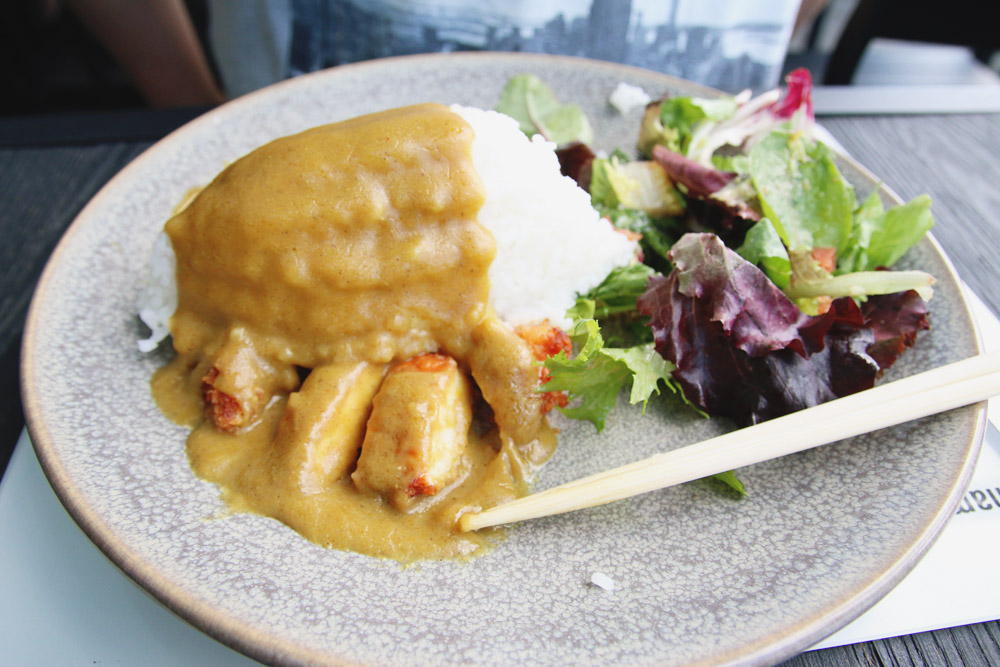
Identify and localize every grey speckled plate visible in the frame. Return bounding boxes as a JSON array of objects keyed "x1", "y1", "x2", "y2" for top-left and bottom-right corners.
[{"x1": 22, "y1": 53, "x2": 986, "y2": 666}]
